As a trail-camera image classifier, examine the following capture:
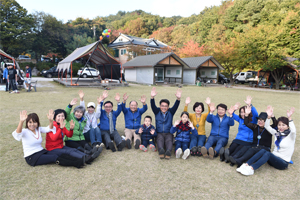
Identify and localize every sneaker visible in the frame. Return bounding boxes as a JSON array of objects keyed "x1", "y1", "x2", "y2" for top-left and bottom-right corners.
[
  {"x1": 117, "y1": 140, "x2": 126, "y2": 151},
  {"x1": 10, "y1": 91, "x2": 15, "y2": 93},
  {"x1": 99, "y1": 143, "x2": 105, "y2": 148},
  {"x1": 159, "y1": 148, "x2": 165, "y2": 159},
  {"x1": 236, "y1": 163, "x2": 248, "y2": 173},
  {"x1": 197, "y1": 146, "x2": 202, "y2": 156},
  {"x1": 139, "y1": 145, "x2": 147, "y2": 152},
  {"x1": 126, "y1": 139, "x2": 132, "y2": 149},
  {"x1": 182, "y1": 149, "x2": 190, "y2": 160},
  {"x1": 175, "y1": 148, "x2": 183, "y2": 159},
  {"x1": 201, "y1": 147, "x2": 208, "y2": 158},
  {"x1": 240, "y1": 165, "x2": 254, "y2": 176},
  {"x1": 208, "y1": 147, "x2": 215, "y2": 159},
  {"x1": 224, "y1": 148, "x2": 230, "y2": 162},
  {"x1": 135, "y1": 139, "x2": 141, "y2": 149},
  {"x1": 219, "y1": 147, "x2": 225, "y2": 162},
  {"x1": 190, "y1": 146, "x2": 197, "y2": 156},
  {"x1": 108, "y1": 141, "x2": 116, "y2": 152},
  {"x1": 149, "y1": 144, "x2": 156, "y2": 152},
  {"x1": 165, "y1": 150, "x2": 171, "y2": 160}
]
